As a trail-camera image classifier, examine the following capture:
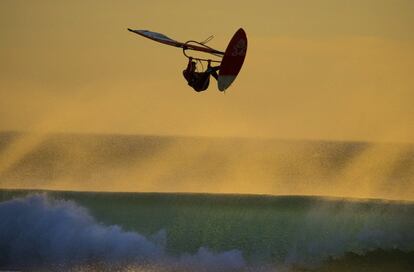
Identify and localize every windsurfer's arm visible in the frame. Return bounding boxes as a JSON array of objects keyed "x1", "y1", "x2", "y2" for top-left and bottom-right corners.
[
  {"x1": 186, "y1": 57, "x2": 192, "y2": 70},
  {"x1": 185, "y1": 57, "x2": 197, "y2": 73},
  {"x1": 183, "y1": 57, "x2": 195, "y2": 82}
]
